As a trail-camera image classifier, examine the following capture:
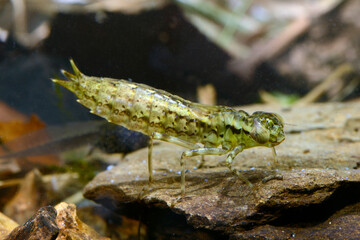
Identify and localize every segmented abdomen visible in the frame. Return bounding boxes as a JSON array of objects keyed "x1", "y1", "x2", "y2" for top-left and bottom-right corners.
[{"x1": 76, "y1": 78, "x2": 205, "y2": 143}]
